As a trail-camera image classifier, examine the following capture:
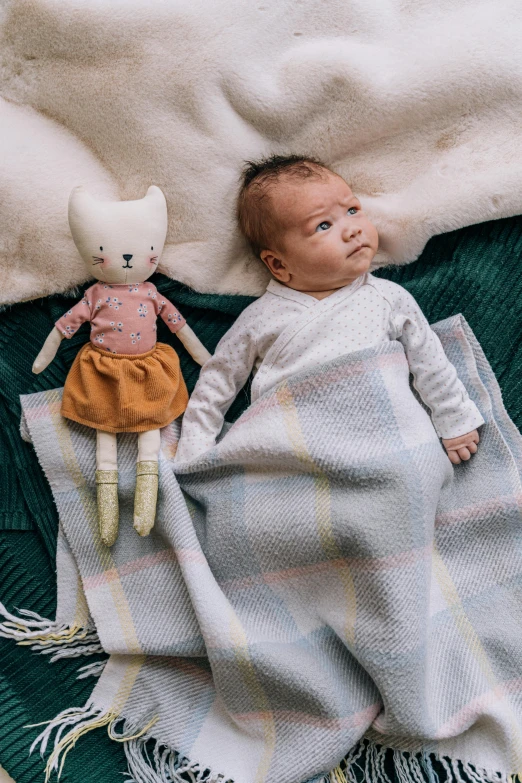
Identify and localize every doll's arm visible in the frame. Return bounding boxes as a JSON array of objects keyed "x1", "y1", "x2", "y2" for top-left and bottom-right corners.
[
  {"x1": 176, "y1": 323, "x2": 212, "y2": 366},
  {"x1": 32, "y1": 327, "x2": 64, "y2": 374},
  {"x1": 33, "y1": 292, "x2": 93, "y2": 374},
  {"x1": 156, "y1": 294, "x2": 210, "y2": 365}
]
